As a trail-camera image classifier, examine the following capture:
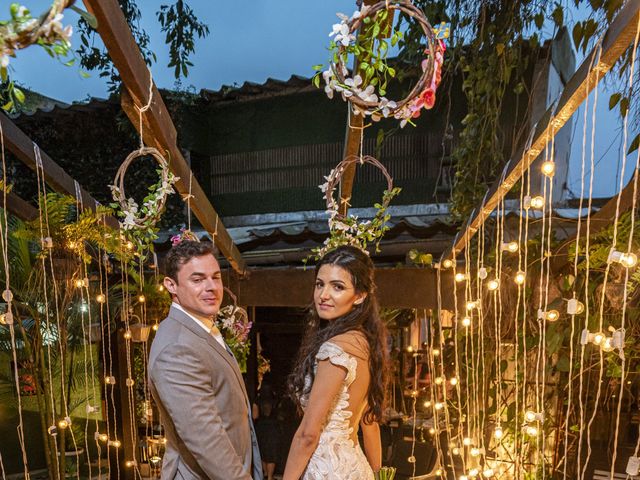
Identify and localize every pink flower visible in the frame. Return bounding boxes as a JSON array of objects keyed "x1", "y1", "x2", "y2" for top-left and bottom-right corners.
[{"x1": 420, "y1": 88, "x2": 436, "y2": 110}]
